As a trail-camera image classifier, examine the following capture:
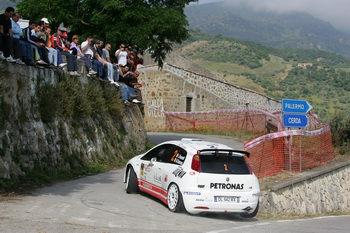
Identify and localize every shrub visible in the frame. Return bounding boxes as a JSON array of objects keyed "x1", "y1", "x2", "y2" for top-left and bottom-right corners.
[
  {"x1": 330, "y1": 110, "x2": 350, "y2": 155},
  {"x1": 37, "y1": 77, "x2": 123, "y2": 123}
]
